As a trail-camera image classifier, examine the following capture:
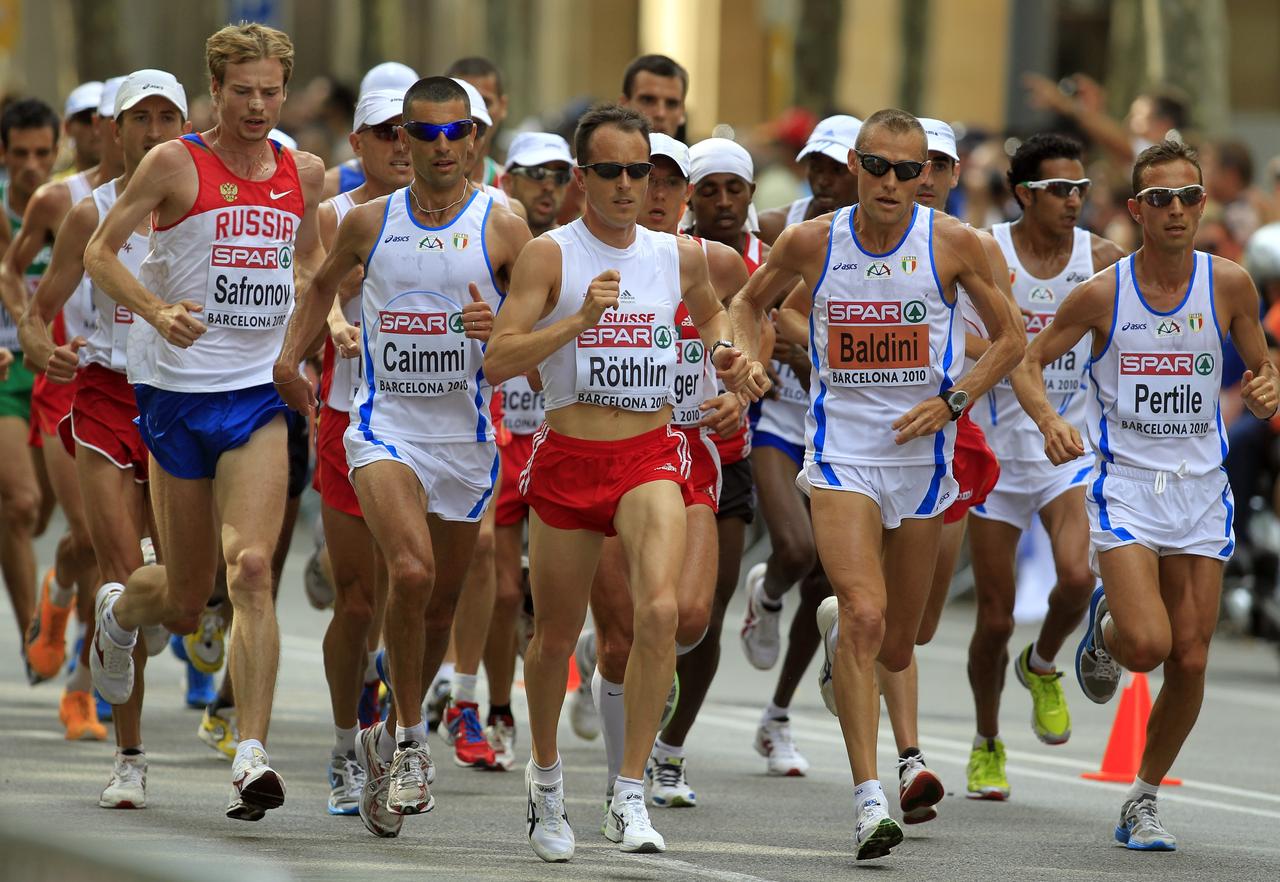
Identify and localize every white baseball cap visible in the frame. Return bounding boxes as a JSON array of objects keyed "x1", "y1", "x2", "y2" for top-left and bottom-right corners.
[
  {"x1": 796, "y1": 114, "x2": 861, "y2": 164},
  {"x1": 114, "y1": 69, "x2": 188, "y2": 119},
  {"x1": 359, "y1": 62, "x2": 418, "y2": 97},
  {"x1": 451, "y1": 78, "x2": 493, "y2": 127},
  {"x1": 505, "y1": 132, "x2": 572, "y2": 170},
  {"x1": 917, "y1": 117, "x2": 959, "y2": 161},
  {"x1": 64, "y1": 82, "x2": 103, "y2": 118},
  {"x1": 353, "y1": 89, "x2": 404, "y2": 133},
  {"x1": 648, "y1": 133, "x2": 691, "y2": 178},
  {"x1": 98, "y1": 77, "x2": 127, "y2": 119}
]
